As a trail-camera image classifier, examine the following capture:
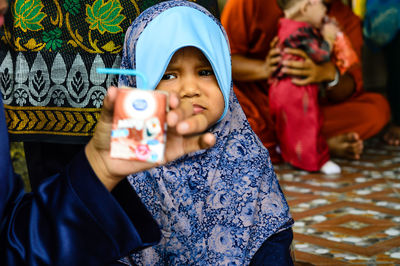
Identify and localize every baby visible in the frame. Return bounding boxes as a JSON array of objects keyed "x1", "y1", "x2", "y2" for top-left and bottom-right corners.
[{"x1": 269, "y1": 0, "x2": 344, "y2": 174}]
